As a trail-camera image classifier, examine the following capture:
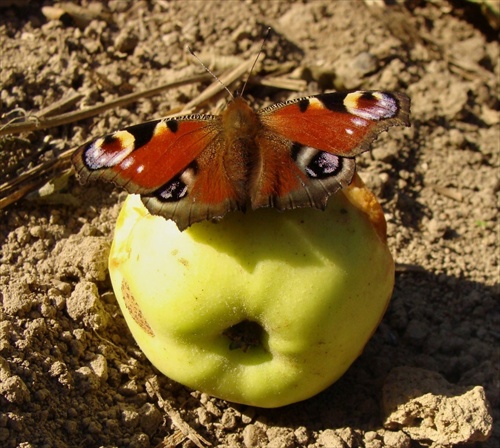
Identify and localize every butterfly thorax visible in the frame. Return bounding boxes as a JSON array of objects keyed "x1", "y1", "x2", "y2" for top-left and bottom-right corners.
[{"x1": 221, "y1": 97, "x2": 261, "y2": 142}]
